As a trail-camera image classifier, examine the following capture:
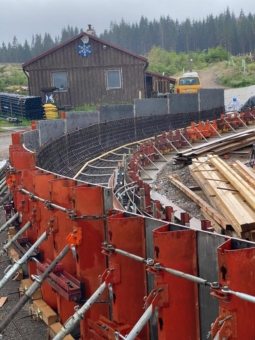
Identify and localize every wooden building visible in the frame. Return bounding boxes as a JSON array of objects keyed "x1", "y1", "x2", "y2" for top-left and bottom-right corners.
[
  {"x1": 146, "y1": 71, "x2": 175, "y2": 97},
  {"x1": 22, "y1": 27, "x2": 175, "y2": 108}
]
